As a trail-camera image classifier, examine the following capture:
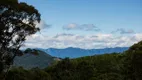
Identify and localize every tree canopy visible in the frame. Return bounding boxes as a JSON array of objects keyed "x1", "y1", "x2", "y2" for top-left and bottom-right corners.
[{"x1": 0, "y1": 0, "x2": 40, "y2": 74}]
